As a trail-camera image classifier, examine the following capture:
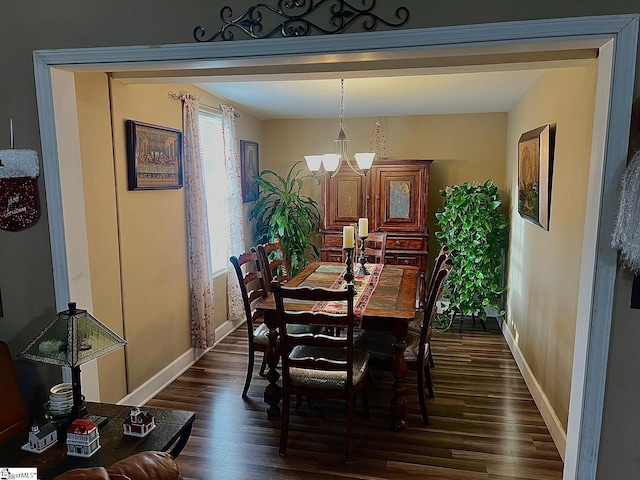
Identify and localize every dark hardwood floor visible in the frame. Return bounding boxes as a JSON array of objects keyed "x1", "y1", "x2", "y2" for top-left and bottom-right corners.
[{"x1": 146, "y1": 318, "x2": 564, "y2": 479}]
